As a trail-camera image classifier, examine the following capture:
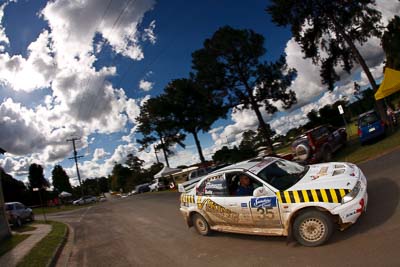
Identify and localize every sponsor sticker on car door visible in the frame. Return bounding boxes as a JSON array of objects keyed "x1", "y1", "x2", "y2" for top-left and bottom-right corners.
[{"x1": 249, "y1": 196, "x2": 282, "y2": 228}]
